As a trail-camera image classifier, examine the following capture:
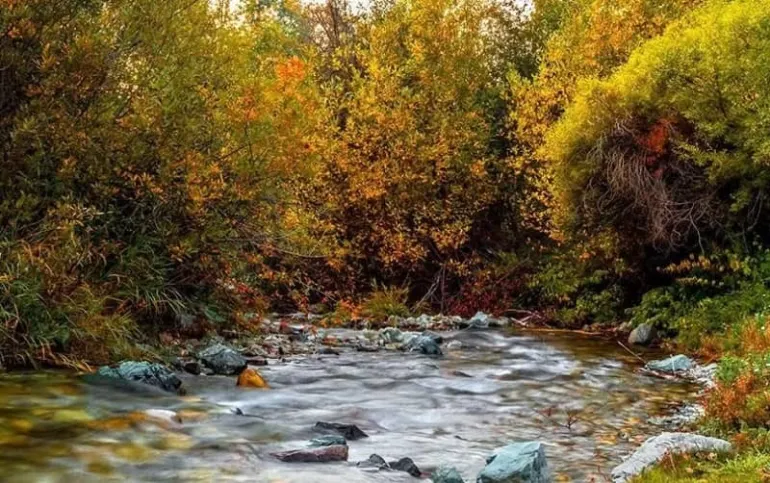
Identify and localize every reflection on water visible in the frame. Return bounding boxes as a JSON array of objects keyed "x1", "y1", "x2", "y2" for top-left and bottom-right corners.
[{"x1": 0, "y1": 330, "x2": 694, "y2": 482}]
